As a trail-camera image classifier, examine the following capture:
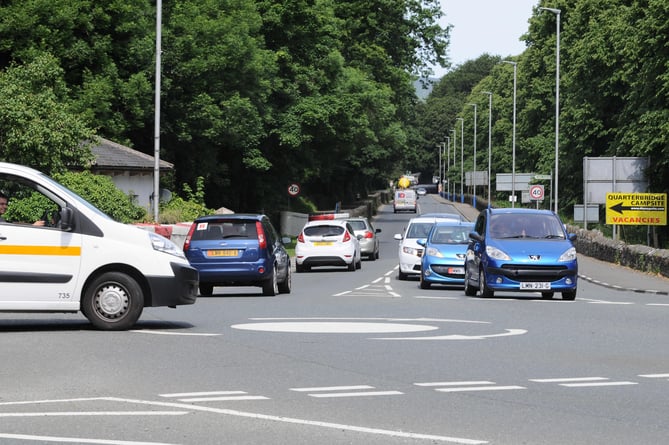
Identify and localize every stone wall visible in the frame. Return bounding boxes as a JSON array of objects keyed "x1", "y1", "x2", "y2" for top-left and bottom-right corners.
[{"x1": 567, "y1": 224, "x2": 669, "y2": 279}]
